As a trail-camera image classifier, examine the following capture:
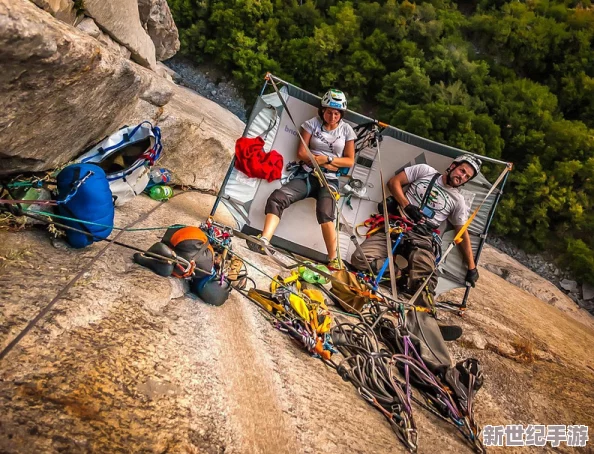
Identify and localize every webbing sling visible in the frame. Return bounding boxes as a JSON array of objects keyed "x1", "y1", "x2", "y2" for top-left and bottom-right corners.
[
  {"x1": 375, "y1": 127, "x2": 398, "y2": 299},
  {"x1": 420, "y1": 173, "x2": 441, "y2": 214},
  {"x1": 374, "y1": 172, "x2": 441, "y2": 291},
  {"x1": 267, "y1": 75, "x2": 375, "y2": 276}
]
